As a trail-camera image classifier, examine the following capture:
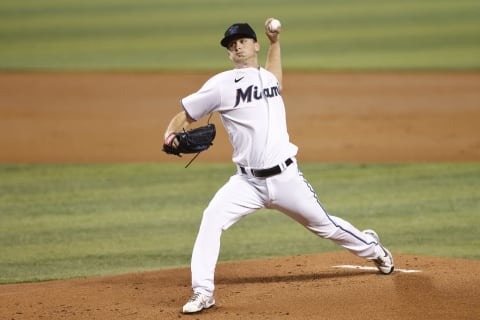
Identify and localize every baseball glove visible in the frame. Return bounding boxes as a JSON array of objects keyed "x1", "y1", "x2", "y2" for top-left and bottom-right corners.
[{"x1": 163, "y1": 124, "x2": 216, "y2": 156}]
